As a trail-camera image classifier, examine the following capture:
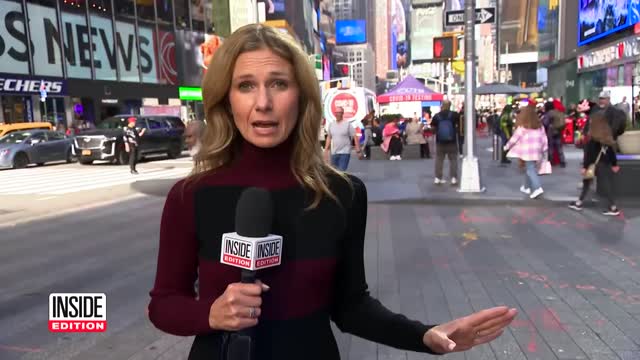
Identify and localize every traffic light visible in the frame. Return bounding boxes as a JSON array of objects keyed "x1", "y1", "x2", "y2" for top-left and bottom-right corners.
[
  {"x1": 341, "y1": 65, "x2": 349, "y2": 76},
  {"x1": 433, "y1": 36, "x2": 456, "y2": 60}
]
